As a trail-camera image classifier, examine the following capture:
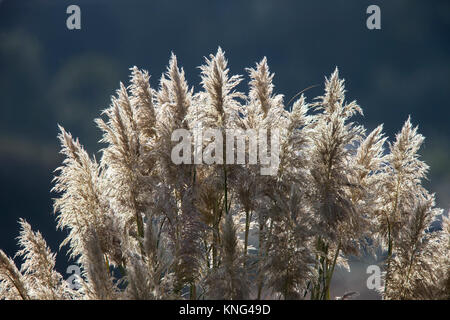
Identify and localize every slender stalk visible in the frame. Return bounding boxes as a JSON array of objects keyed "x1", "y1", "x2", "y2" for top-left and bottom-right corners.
[
  {"x1": 244, "y1": 208, "x2": 251, "y2": 263},
  {"x1": 385, "y1": 177, "x2": 401, "y2": 294},
  {"x1": 324, "y1": 242, "x2": 340, "y2": 300},
  {"x1": 256, "y1": 220, "x2": 265, "y2": 300},
  {"x1": 190, "y1": 282, "x2": 197, "y2": 300},
  {"x1": 223, "y1": 164, "x2": 228, "y2": 216},
  {"x1": 212, "y1": 198, "x2": 224, "y2": 269}
]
